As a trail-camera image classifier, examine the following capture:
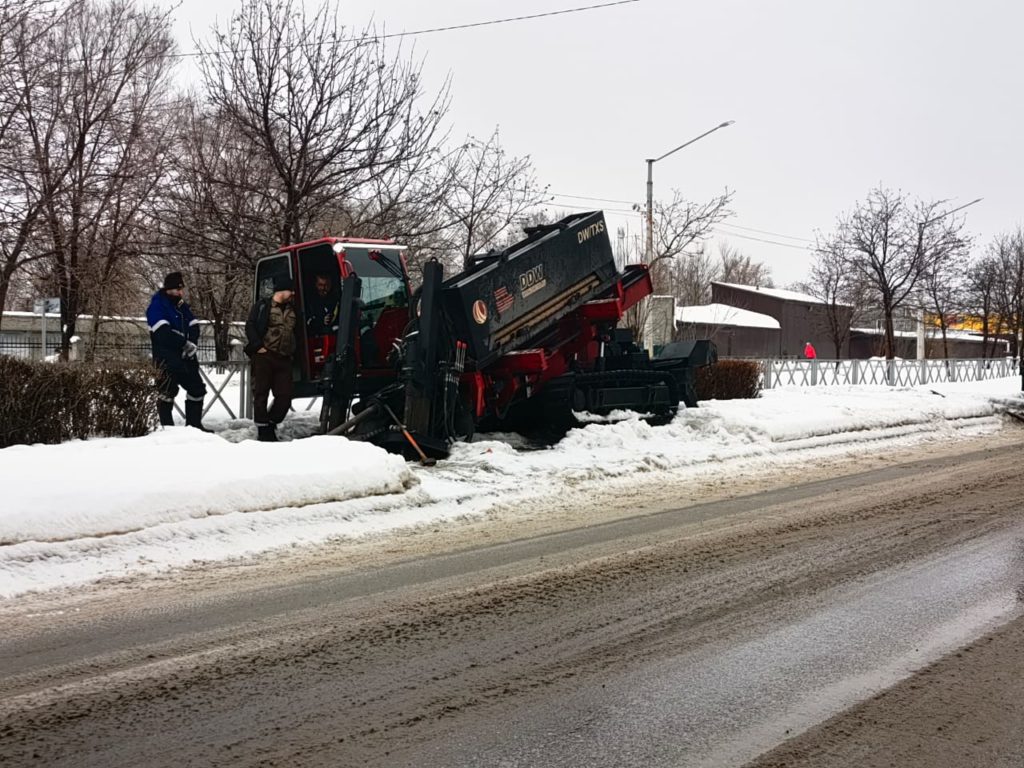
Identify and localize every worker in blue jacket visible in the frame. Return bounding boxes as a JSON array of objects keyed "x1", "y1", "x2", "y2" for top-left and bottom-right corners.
[{"x1": 146, "y1": 271, "x2": 209, "y2": 431}]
